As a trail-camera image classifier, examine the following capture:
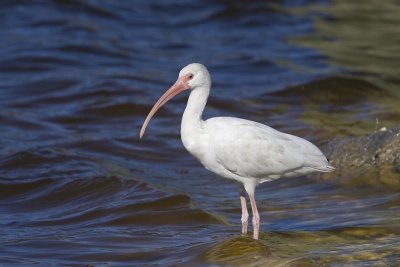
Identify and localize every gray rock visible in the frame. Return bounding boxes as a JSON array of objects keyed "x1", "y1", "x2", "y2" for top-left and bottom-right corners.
[{"x1": 315, "y1": 125, "x2": 400, "y2": 188}]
